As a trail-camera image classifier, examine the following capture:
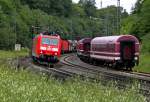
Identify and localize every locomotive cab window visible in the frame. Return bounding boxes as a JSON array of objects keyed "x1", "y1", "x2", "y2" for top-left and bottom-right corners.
[
  {"x1": 42, "y1": 38, "x2": 58, "y2": 45},
  {"x1": 49, "y1": 38, "x2": 58, "y2": 45},
  {"x1": 42, "y1": 38, "x2": 50, "y2": 45}
]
